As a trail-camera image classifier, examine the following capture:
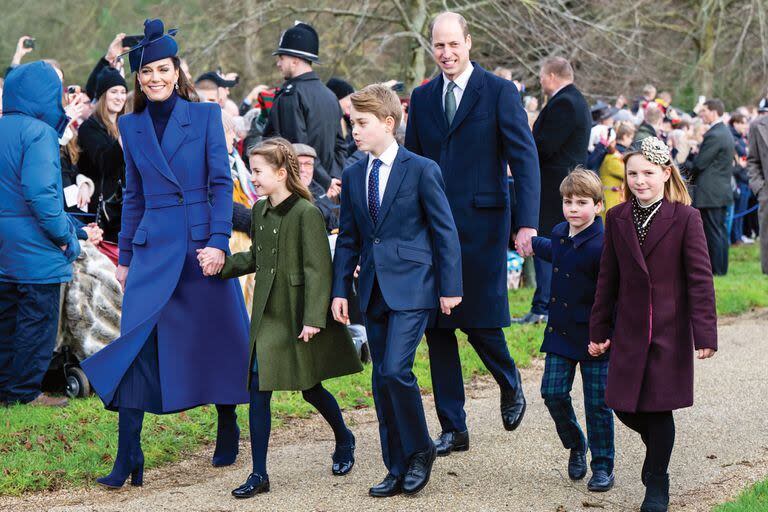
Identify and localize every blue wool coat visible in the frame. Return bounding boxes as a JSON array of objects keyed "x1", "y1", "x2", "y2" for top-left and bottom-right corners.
[
  {"x1": 532, "y1": 217, "x2": 606, "y2": 361},
  {"x1": 405, "y1": 63, "x2": 540, "y2": 328},
  {"x1": 81, "y1": 98, "x2": 250, "y2": 413}
]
